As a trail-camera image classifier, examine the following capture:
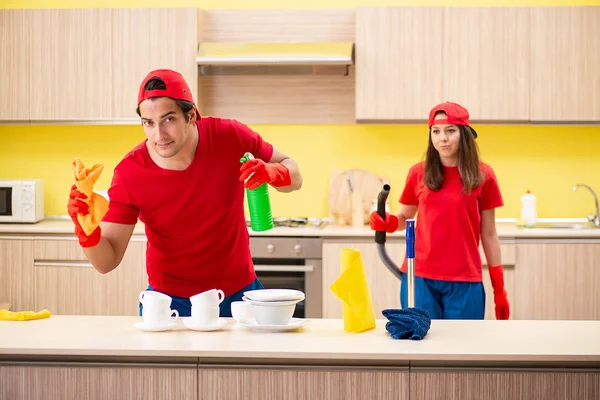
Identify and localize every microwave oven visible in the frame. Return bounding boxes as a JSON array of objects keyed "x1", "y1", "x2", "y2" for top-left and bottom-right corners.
[{"x1": 0, "y1": 179, "x2": 44, "y2": 223}]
